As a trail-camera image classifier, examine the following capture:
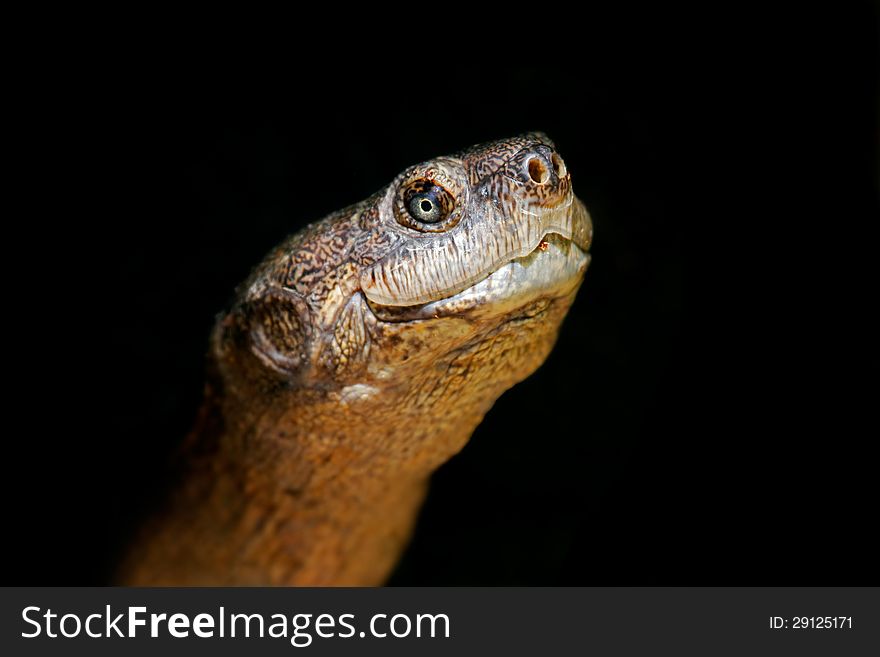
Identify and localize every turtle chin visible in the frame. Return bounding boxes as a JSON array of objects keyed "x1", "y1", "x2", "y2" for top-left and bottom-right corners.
[{"x1": 364, "y1": 233, "x2": 590, "y2": 323}]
